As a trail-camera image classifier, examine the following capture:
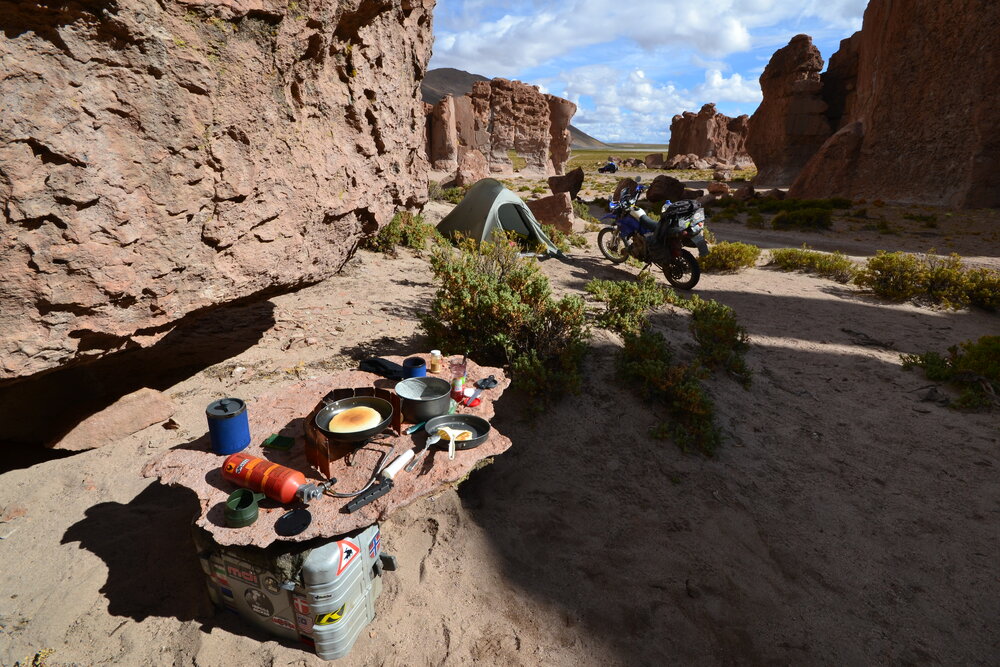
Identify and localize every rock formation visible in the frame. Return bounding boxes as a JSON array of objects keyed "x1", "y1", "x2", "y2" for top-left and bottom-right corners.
[
  {"x1": 548, "y1": 167, "x2": 584, "y2": 200},
  {"x1": 426, "y1": 78, "x2": 576, "y2": 177},
  {"x1": 0, "y1": 0, "x2": 434, "y2": 381},
  {"x1": 820, "y1": 32, "x2": 861, "y2": 132},
  {"x1": 526, "y1": 193, "x2": 574, "y2": 233},
  {"x1": 668, "y1": 104, "x2": 752, "y2": 168},
  {"x1": 746, "y1": 35, "x2": 831, "y2": 185},
  {"x1": 791, "y1": 0, "x2": 1000, "y2": 208}
]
